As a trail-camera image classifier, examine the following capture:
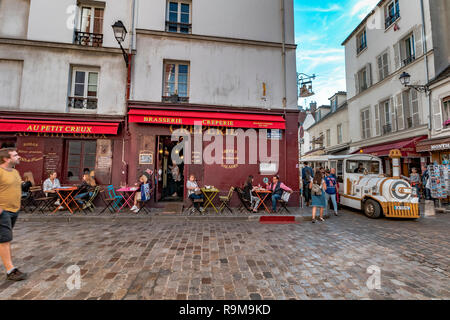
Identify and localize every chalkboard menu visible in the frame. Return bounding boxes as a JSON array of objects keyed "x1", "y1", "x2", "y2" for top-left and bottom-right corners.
[{"x1": 44, "y1": 152, "x2": 60, "y2": 173}]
